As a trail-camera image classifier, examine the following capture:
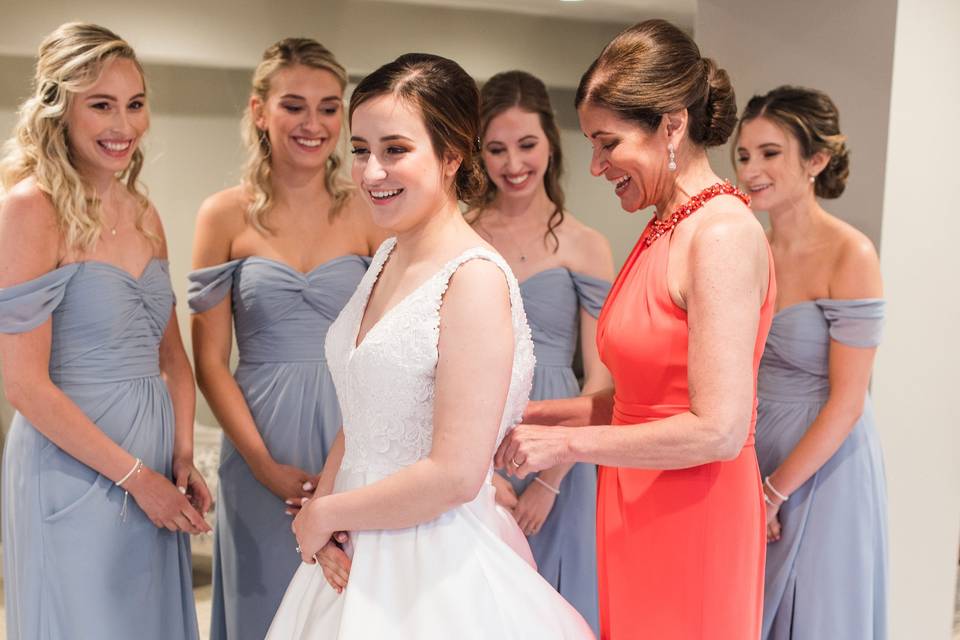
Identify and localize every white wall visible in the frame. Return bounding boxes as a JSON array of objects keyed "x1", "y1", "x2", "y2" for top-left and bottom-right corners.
[{"x1": 871, "y1": 0, "x2": 960, "y2": 637}]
